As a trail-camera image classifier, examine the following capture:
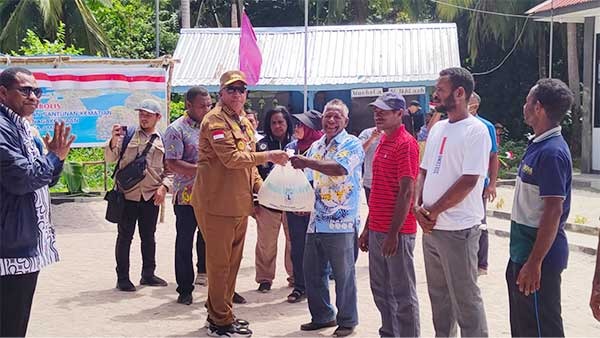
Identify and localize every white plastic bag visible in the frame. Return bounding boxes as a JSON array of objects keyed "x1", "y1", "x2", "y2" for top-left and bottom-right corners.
[{"x1": 257, "y1": 163, "x2": 315, "y2": 212}]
